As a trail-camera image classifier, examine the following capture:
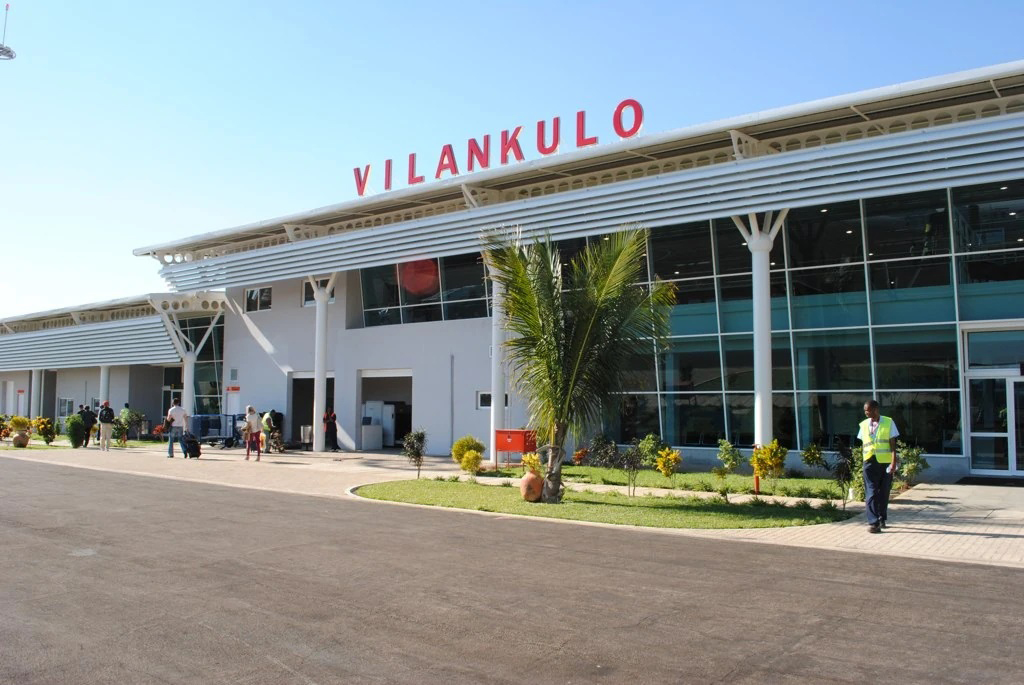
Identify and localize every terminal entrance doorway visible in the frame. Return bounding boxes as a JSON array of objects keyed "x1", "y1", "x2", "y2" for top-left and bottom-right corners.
[
  {"x1": 291, "y1": 377, "x2": 334, "y2": 444},
  {"x1": 967, "y1": 377, "x2": 1024, "y2": 475},
  {"x1": 360, "y1": 371, "x2": 412, "y2": 449}
]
